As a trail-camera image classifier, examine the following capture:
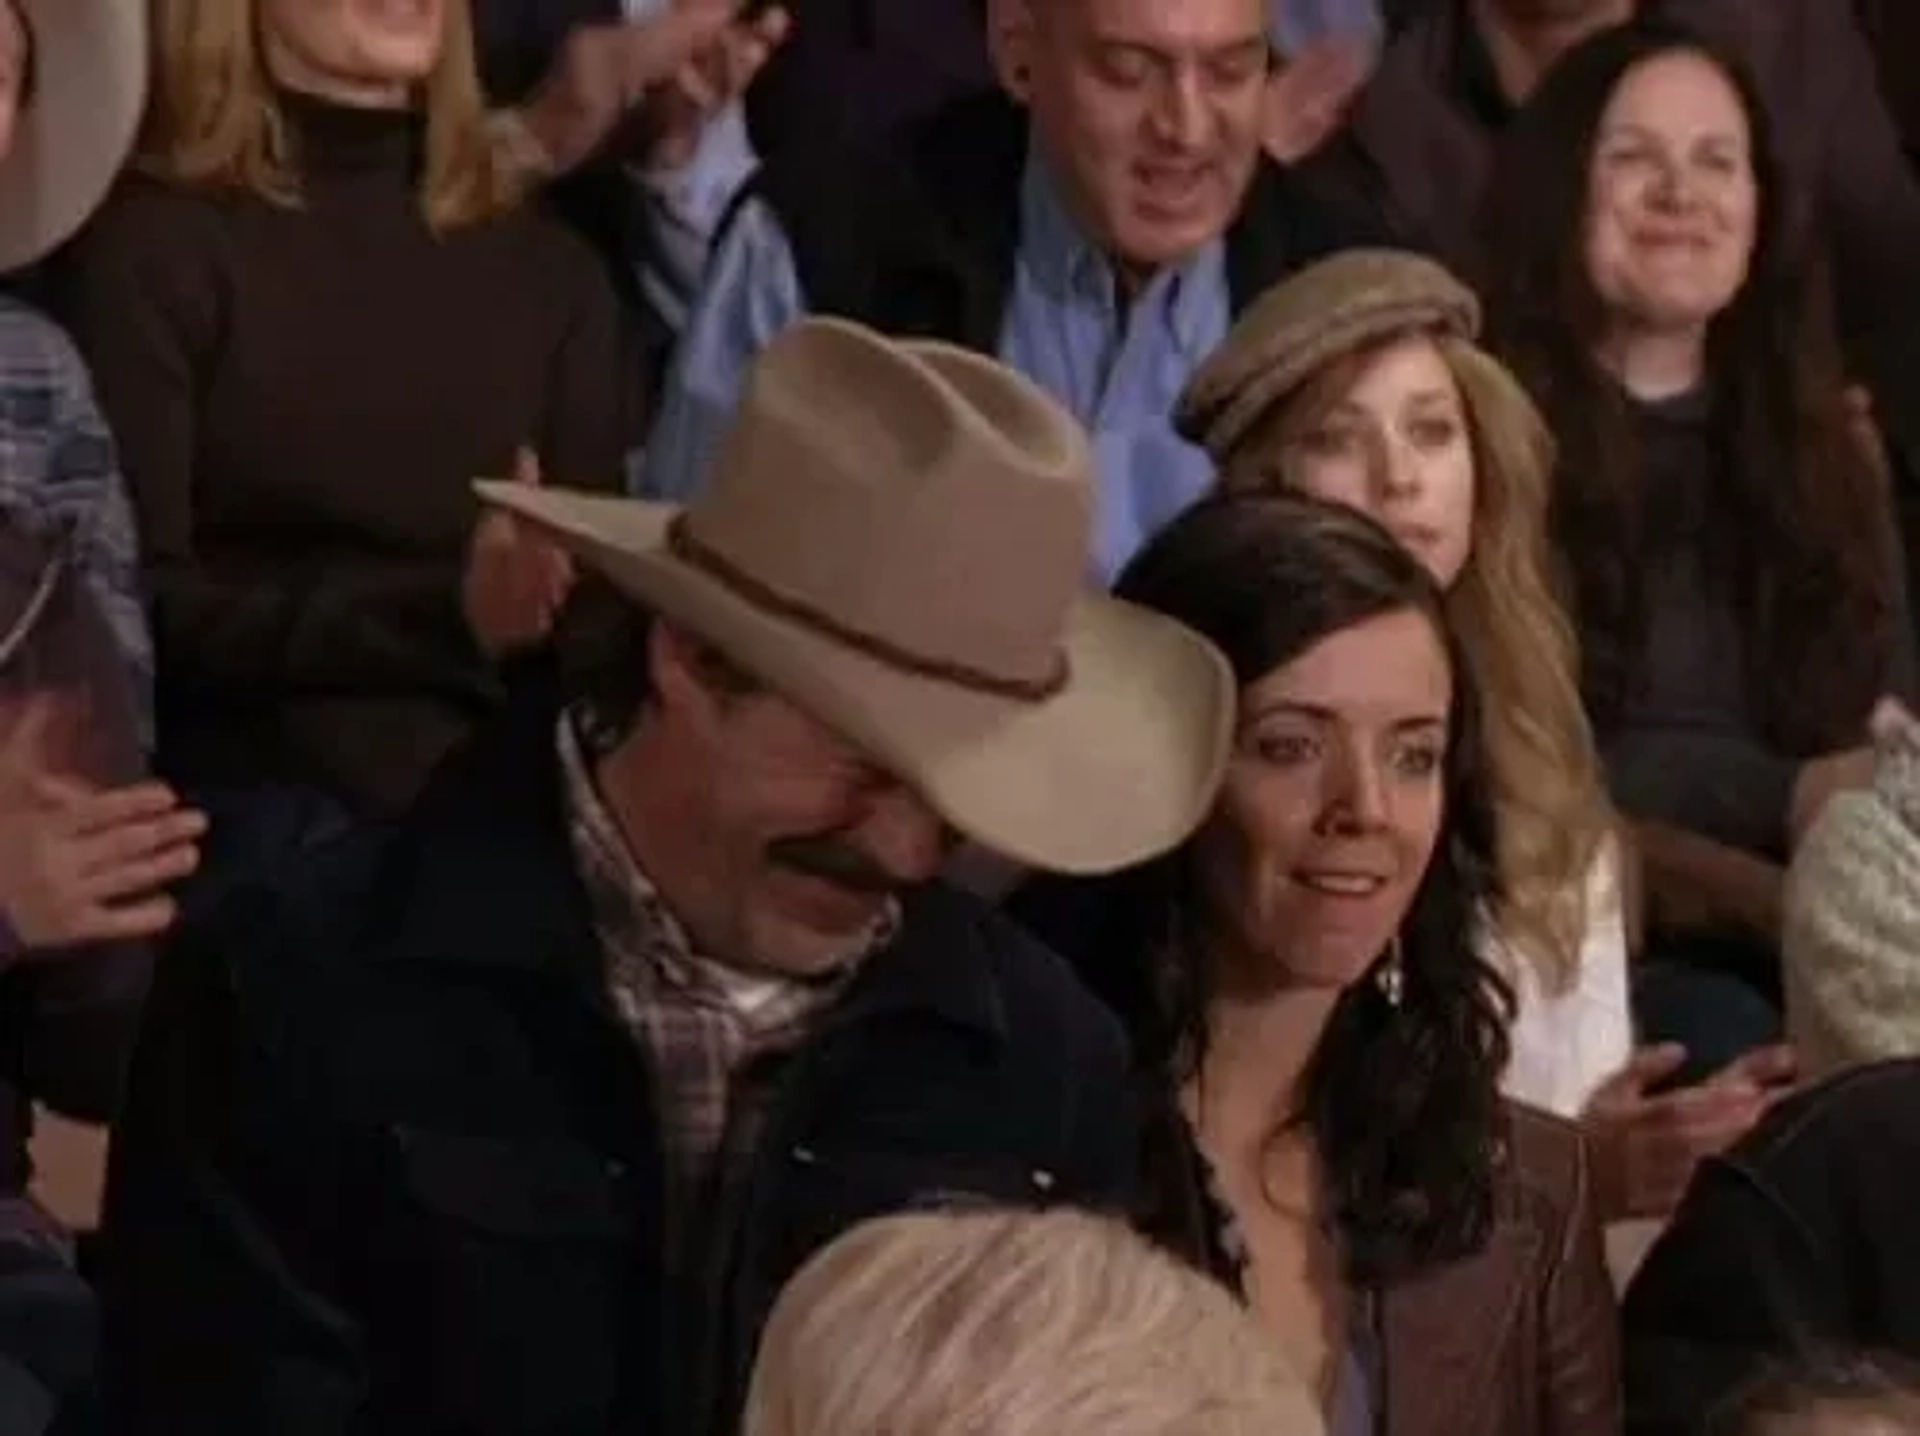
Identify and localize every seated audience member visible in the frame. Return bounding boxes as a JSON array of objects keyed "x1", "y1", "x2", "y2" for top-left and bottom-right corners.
[
  {"x1": 1317, "y1": 0, "x2": 1920, "y2": 482},
  {"x1": 1781, "y1": 706, "x2": 1920, "y2": 1078},
  {"x1": 98, "y1": 319, "x2": 1230, "y2": 1434},
  {"x1": 634, "y1": 0, "x2": 1390, "y2": 582},
  {"x1": 742, "y1": 1208, "x2": 1323, "y2": 1436},
  {"x1": 0, "y1": 5, "x2": 202, "y2": 1428},
  {"x1": 1709, "y1": 1355, "x2": 1920, "y2": 1436},
  {"x1": 63, "y1": 0, "x2": 630, "y2": 911},
  {"x1": 1479, "y1": 23, "x2": 1913, "y2": 1075},
  {"x1": 1018, "y1": 494, "x2": 1617, "y2": 1434},
  {"x1": 1622, "y1": 1060, "x2": 1920, "y2": 1435},
  {"x1": 1170, "y1": 245, "x2": 1785, "y2": 1216}
]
